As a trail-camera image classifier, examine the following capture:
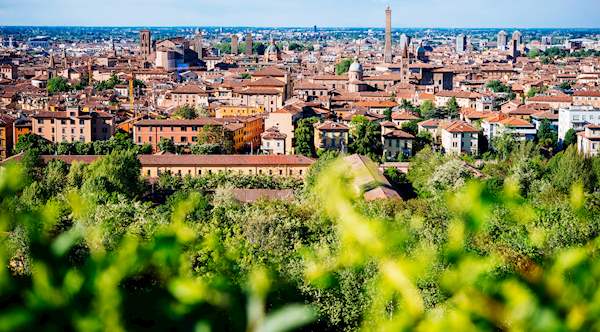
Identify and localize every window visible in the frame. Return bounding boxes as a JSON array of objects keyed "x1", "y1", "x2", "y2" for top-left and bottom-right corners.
[
  {"x1": 37, "y1": 119, "x2": 43, "y2": 124},
  {"x1": 198, "y1": 170, "x2": 202, "y2": 175},
  {"x1": 181, "y1": 137, "x2": 187, "y2": 143},
  {"x1": 147, "y1": 170, "x2": 151, "y2": 176},
  {"x1": 138, "y1": 136, "x2": 141, "y2": 143},
  {"x1": 38, "y1": 128, "x2": 42, "y2": 133}
]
